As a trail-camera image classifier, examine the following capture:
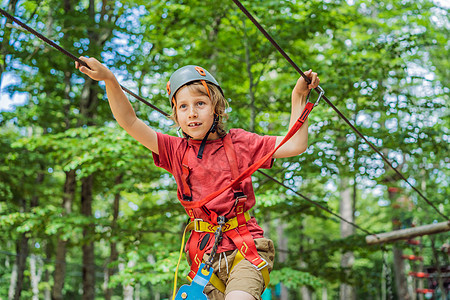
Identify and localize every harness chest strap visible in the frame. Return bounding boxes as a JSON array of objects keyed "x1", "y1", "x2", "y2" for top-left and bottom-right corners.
[
  {"x1": 179, "y1": 134, "x2": 270, "y2": 292},
  {"x1": 179, "y1": 101, "x2": 314, "y2": 210}
]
